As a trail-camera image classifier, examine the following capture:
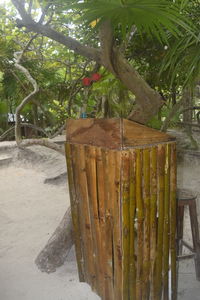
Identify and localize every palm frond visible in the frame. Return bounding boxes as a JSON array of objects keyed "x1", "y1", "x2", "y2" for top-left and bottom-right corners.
[
  {"x1": 71, "y1": 0, "x2": 194, "y2": 42},
  {"x1": 160, "y1": 34, "x2": 200, "y2": 86}
]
